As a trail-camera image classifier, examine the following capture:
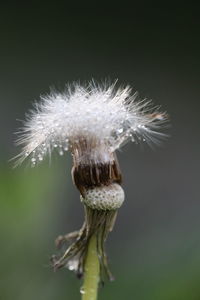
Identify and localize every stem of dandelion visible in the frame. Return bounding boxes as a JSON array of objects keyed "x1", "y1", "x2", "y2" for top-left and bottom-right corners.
[{"x1": 81, "y1": 234, "x2": 100, "y2": 300}]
